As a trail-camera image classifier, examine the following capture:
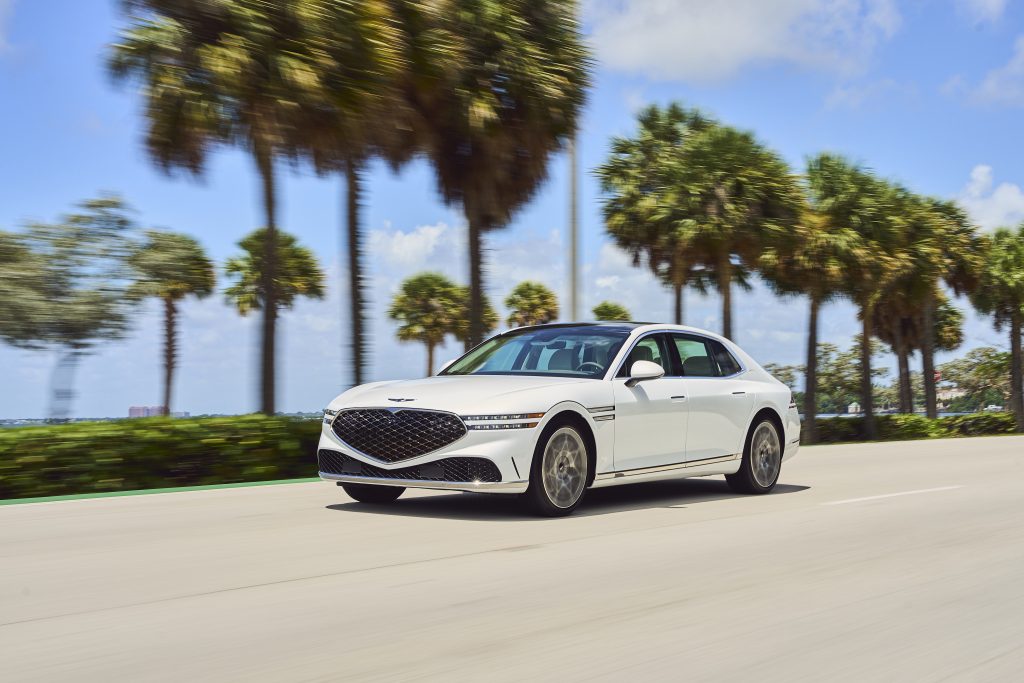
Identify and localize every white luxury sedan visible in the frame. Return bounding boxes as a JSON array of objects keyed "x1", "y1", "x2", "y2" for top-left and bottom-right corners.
[{"x1": 318, "y1": 323, "x2": 800, "y2": 516}]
